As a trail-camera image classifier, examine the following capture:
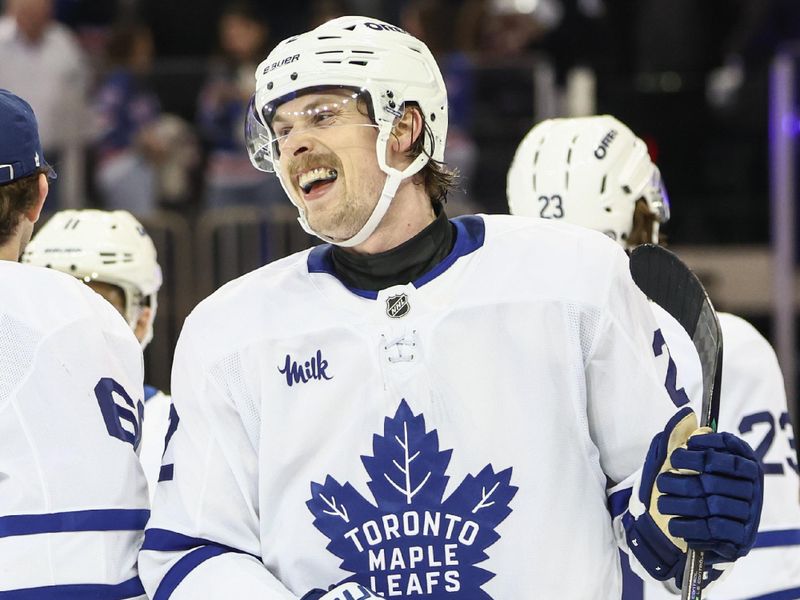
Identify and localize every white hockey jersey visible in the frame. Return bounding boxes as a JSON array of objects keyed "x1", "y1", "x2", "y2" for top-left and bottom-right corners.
[
  {"x1": 140, "y1": 385, "x2": 174, "y2": 502},
  {"x1": 622, "y1": 308, "x2": 800, "y2": 599},
  {"x1": 0, "y1": 261, "x2": 149, "y2": 598},
  {"x1": 140, "y1": 215, "x2": 686, "y2": 599}
]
